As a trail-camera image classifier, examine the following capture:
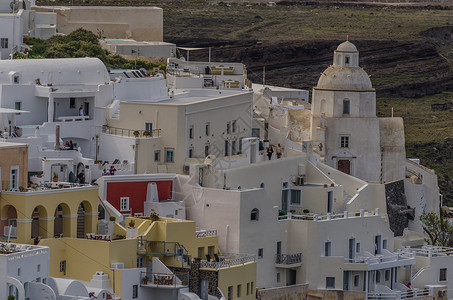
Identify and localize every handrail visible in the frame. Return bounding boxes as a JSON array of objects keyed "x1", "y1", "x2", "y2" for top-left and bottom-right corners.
[
  {"x1": 195, "y1": 229, "x2": 217, "y2": 238},
  {"x1": 275, "y1": 253, "x2": 302, "y2": 264},
  {"x1": 199, "y1": 253, "x2": 256, "y2": 269},
  {"x1": 102, "y1": 125, "x2": 161, "y2": 138},
  {"x1": 368, "y1": 287, "x2": 432, "y2": 299}
]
